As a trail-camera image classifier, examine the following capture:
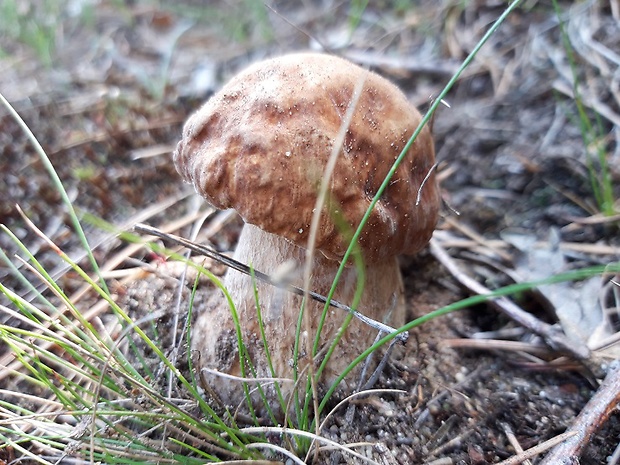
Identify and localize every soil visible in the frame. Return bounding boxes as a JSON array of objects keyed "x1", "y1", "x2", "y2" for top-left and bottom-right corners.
[{"x1": 1, "y1": 1, "x2": 619, "y2": 464}]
